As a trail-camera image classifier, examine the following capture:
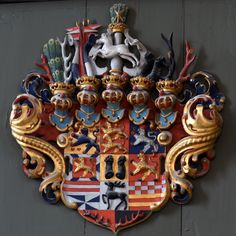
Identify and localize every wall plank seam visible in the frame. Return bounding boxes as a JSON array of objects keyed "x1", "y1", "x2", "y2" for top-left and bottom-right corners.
[
  {"x1": 0, "y1": 0, "x2": 64, "y2": 4},
  {"x1": 84, "y1": 2, "x2": 88, "y2": 235},
  {"x1": 181, "y1": 0, "x2": 185, "y2": 235}
]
